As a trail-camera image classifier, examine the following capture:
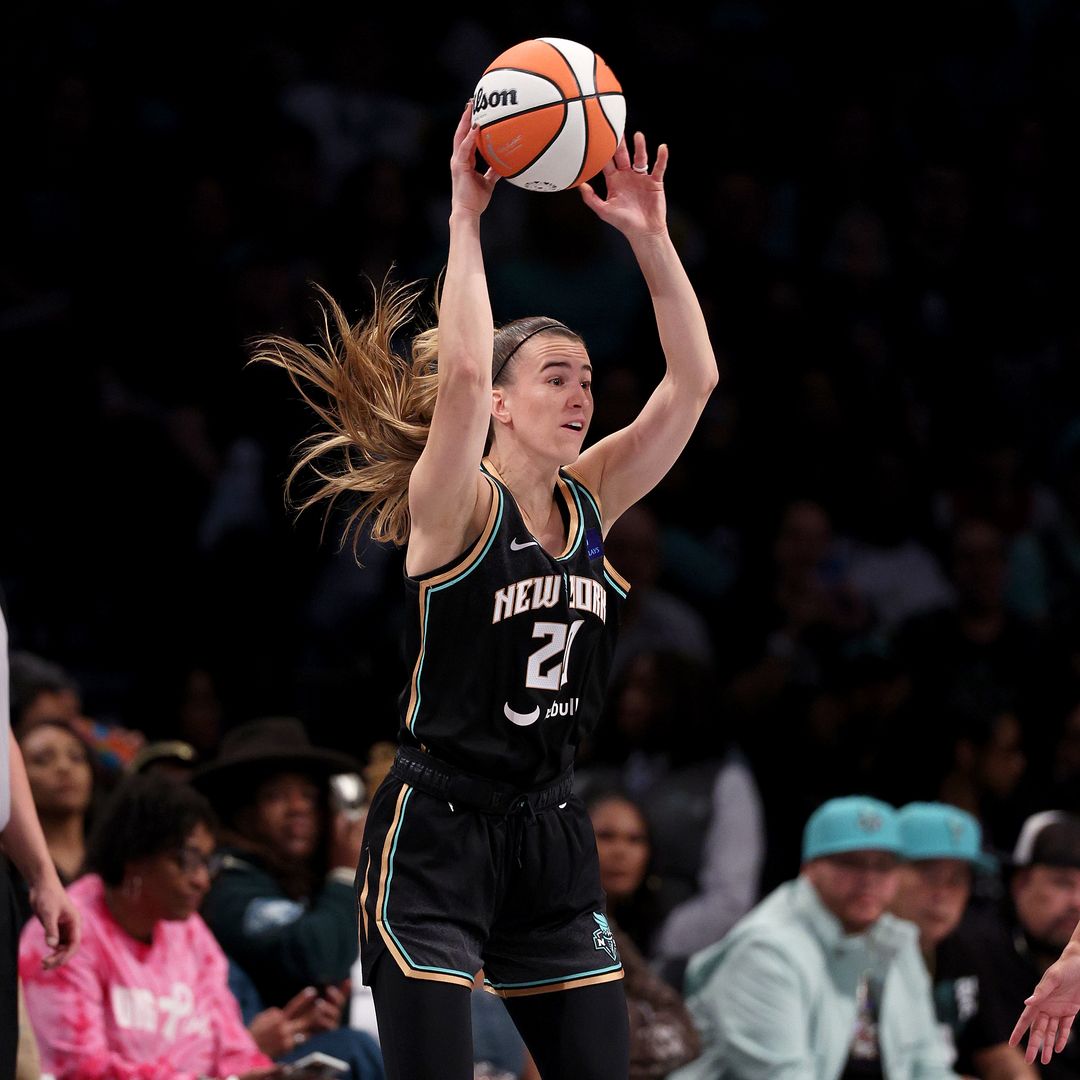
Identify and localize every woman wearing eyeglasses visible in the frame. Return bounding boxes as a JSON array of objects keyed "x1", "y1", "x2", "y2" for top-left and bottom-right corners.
[{"x1": 18, "y1": 774, "x2": 277, "y2": 1080}]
